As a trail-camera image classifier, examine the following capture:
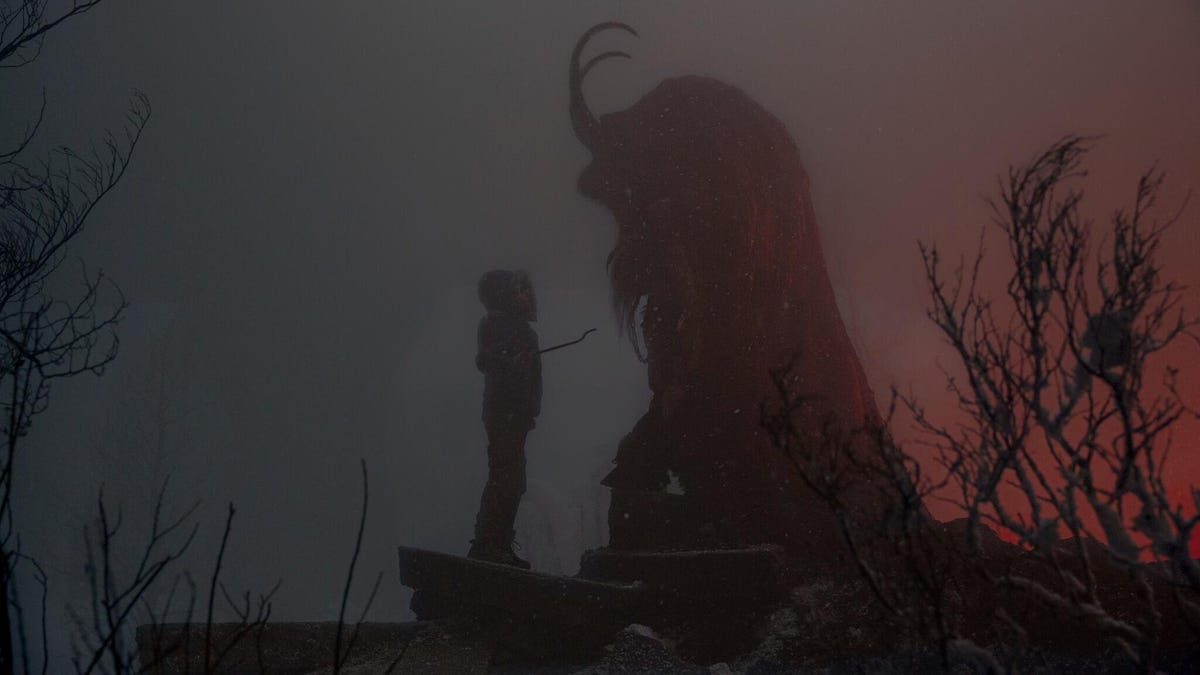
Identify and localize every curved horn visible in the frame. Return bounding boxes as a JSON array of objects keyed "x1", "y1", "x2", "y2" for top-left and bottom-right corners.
[
  {"x1": 583, "y1": 50, "x2": 632, "y2": 79},
  {"x1": 570, "y1": 22, "x2": 638, "y2": 151}
]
